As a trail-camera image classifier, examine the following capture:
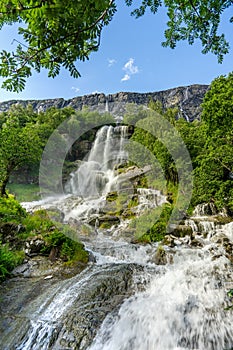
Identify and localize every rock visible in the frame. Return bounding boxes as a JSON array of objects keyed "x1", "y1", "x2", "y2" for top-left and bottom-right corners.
[
  {"x1": 88, "y1": 215, "x2": 120, "y2": 228},
  {"x1": 151, "y1": 246, "x2": 168, "y2": 265},
  {"x1": 52, "y1": 264, "x2": 146, "y2": 349},
  {"x1": 172, "y1": 225, "x2": 193, "y2": 238},
  {"x1": 0, "y1": 222, "x2": 25, "y2": 248},
  {"x1": 106, "y1": 191, "x2": 118, "y2": 202},
  {"x1": 11, "y1": 255, "x2": 87, "y2": 278},
  {"x1": 193, "y1": 202, "x2": 217, "y2": 216},
  {"x1": 162, "y1": 235, "x2": 176, "y2": 247},
  {"x1": 24, "y1": 236, "x2": 46, "y2": 256},
  {"x1": 0, "y1": 85, "x2": 208, "y2": 121}
]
